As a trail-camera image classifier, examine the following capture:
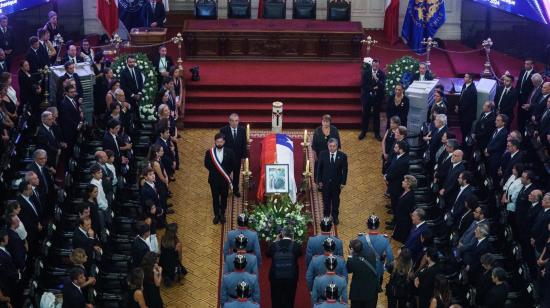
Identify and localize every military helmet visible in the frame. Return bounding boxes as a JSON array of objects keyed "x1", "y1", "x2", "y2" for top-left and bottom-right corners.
[
  {"x1": 234, "y1": 254, "x2": 247, "y2": 270},
  {"x1": 234, "y1": 234, "x2": 248, "y2": 251},
  {"x1": 235, "y1": 280, "x2": 250, "y2": 299},
  {"x1": 323, "y1": 237, "x2": 336, "y2": 253},
  {"x1": 325, "y1": 283, "x2": 339, "y2": 300},
  {"x1": 367, "y1": 214, "x2": 380, "y2": 230},
  {"x1": 237, "y1": 213, "x2": 249, "y2": 227},
  {"x1": 320, "y1": 217, "x2": 333, "y2": 232},
  {"x1": 324, "y1": 255, "x2": 338, "y2": 271}
]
